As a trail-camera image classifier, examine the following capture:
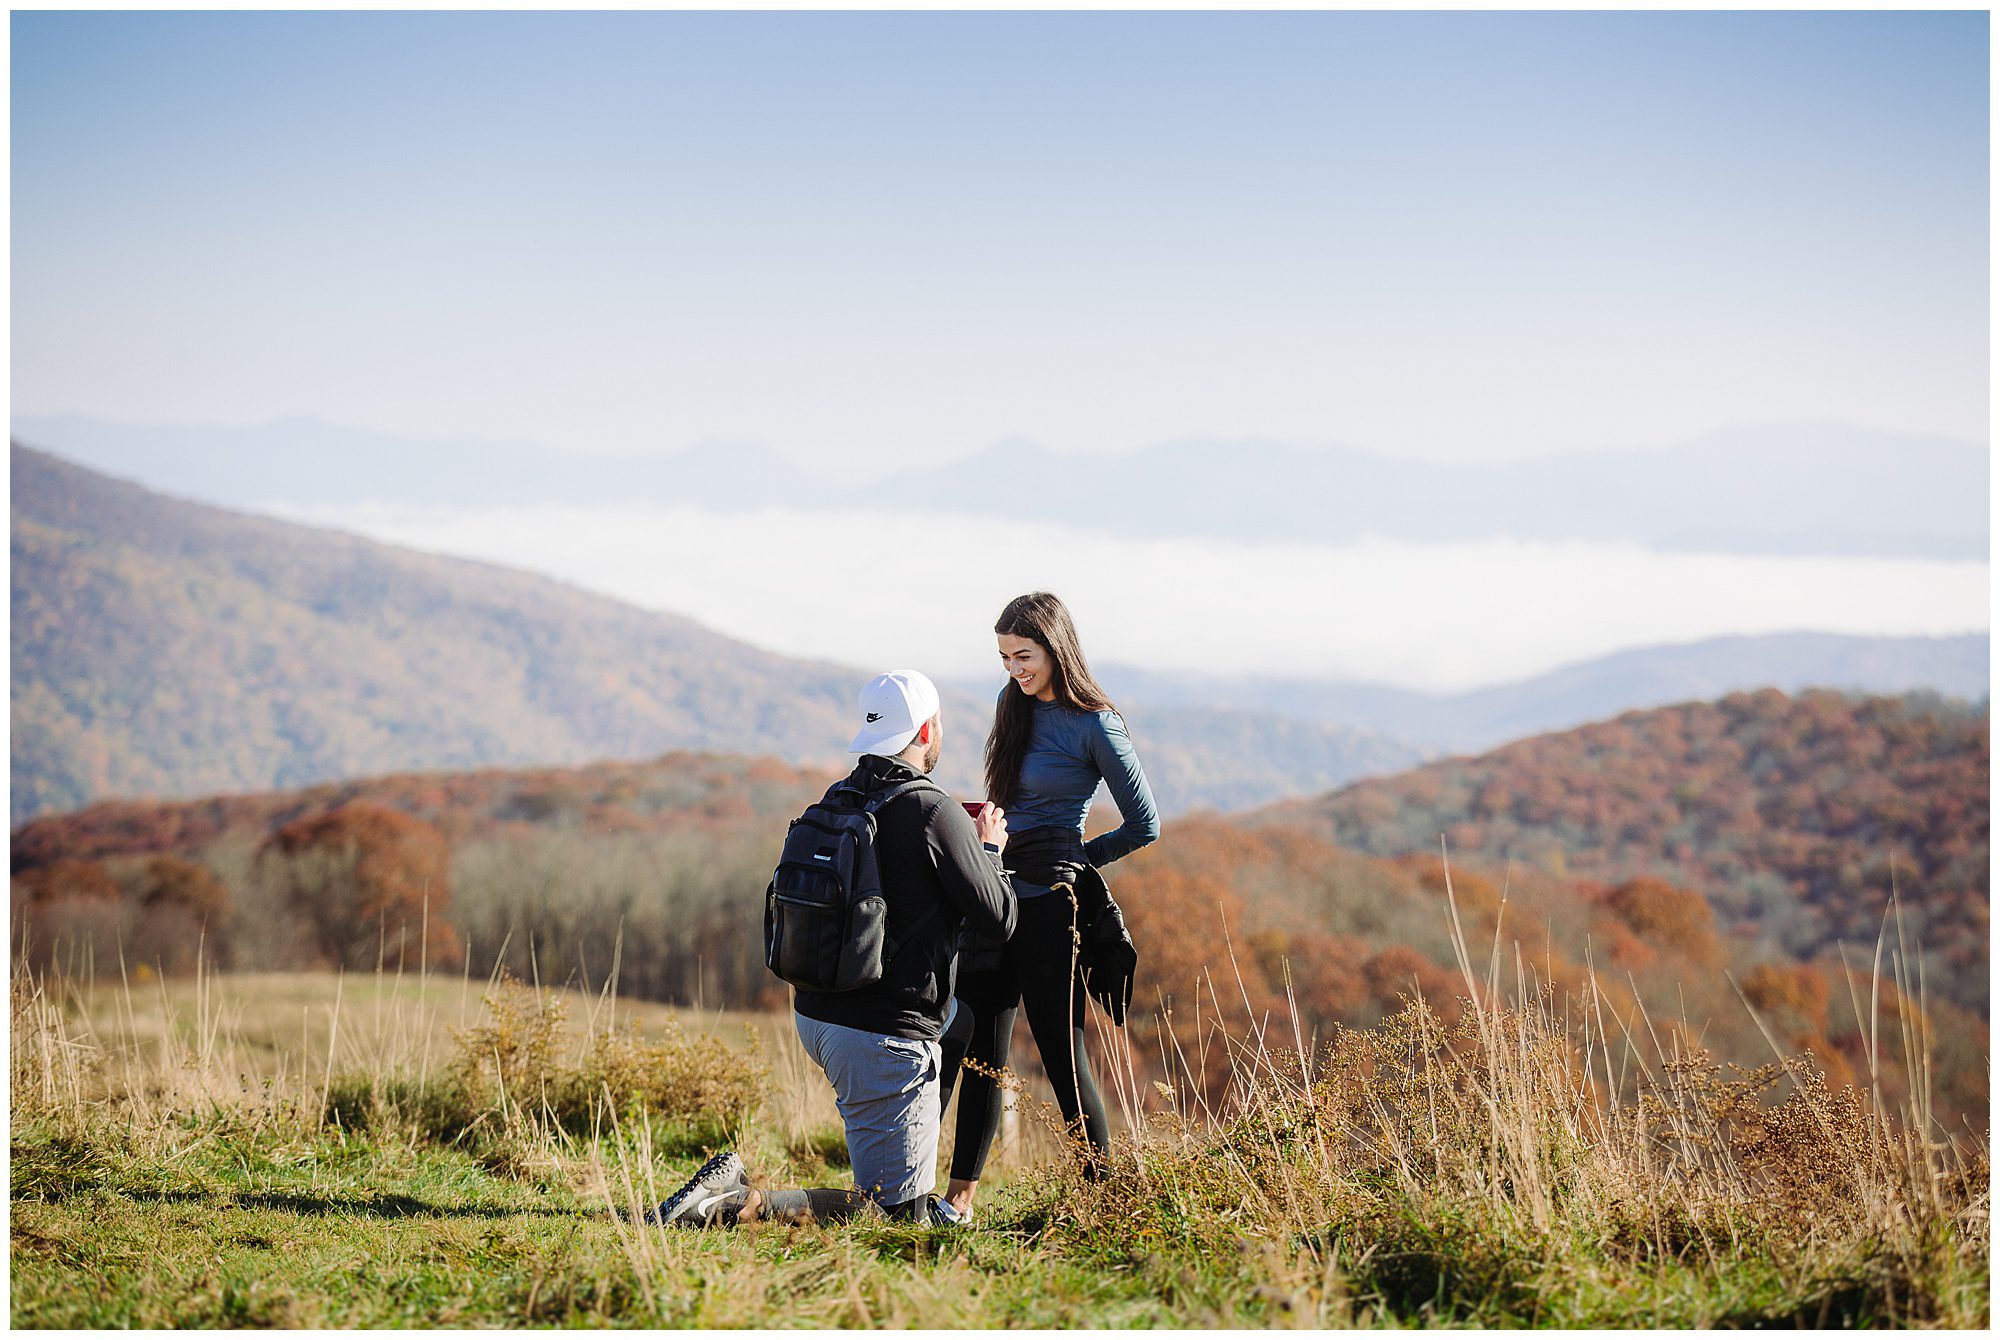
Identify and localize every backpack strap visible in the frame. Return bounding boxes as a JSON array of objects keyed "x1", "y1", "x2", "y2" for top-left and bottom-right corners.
[
  {"x1": 824, "y1": 774, "x2": 941, "y2": 811},
  {"x1": 861, "y1": 776, "x2": 944, "y2": 814},
  {"x1": 858, "y1": 775, "x2": 948, "y2": 969}
]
